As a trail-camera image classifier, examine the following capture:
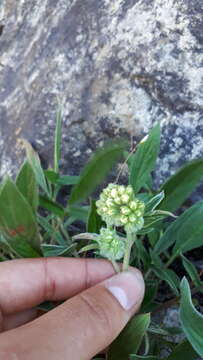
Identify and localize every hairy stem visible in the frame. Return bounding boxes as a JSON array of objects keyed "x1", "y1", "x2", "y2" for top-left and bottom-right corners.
[{"x1": 122, "y1": 232, "x2": 135, "y2": 271}]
